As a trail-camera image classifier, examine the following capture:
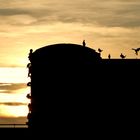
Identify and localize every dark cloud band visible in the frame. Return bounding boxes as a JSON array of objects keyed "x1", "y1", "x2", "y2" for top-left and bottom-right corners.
[
  {"x1": 0, "y1": 102, "x2": 27, "y2": 106},
  {"x1": 0, "y1": 0, "x2": 140, "y2": 27},
  {"x1": 0, "y1": 83, "x2": 26, "y2": 93}
]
